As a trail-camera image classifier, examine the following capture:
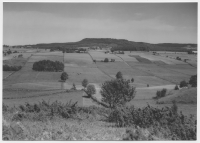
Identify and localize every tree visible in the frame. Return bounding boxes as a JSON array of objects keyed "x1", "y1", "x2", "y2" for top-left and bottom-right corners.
[
  {"x1": 116, "y1": 71, "x2": 123, "y2": 79},
  {"x1": 72, "y1": 83, "x2": 76, "y2": 90},
  {"x1": 180, "y1": 80, "x2": 187, "y2": 88},
  {"x1": 189, "y1": 75, "x2": 197, "y2": 87},
  {"x1": 85, "y1": 84, "x2": 96, "y2": 97},
  {"x1": 131, "y1": 78, "x2": 134, "y2": 83},
  {"x1": 104, "y1": 58, "x2": 109, "y2": 62},
  {"x1": 82, "y1": 79, "x2": 88, "y2": 89},
  {"x1": 99, "y1": 79, "x2": 136, "y2": 108},
  {"x1": 174, "y1": 85, "x2": 179, "y2": 90},
  {"x1": 61, "y1": 72, "x2": 68, "y2": 81}
]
